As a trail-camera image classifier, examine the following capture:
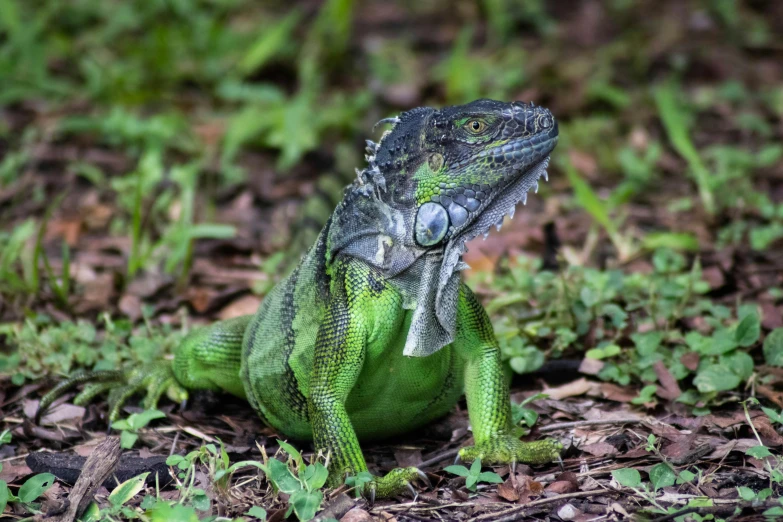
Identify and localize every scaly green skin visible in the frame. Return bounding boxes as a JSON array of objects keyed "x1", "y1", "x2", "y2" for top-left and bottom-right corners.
[{"x1": 39, "y1": 99, "x2": 562, "y2": 498}]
